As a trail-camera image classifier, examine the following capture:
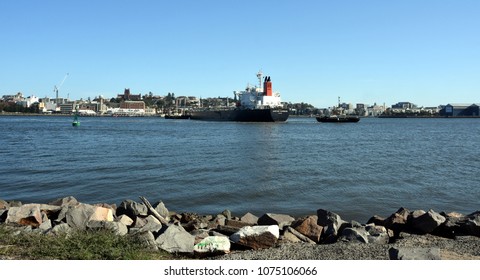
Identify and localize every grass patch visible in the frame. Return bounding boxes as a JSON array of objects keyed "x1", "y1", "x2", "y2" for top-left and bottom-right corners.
[{"x1": 0, "y1": 224, "x2": 180, "y2": 260}]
